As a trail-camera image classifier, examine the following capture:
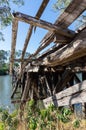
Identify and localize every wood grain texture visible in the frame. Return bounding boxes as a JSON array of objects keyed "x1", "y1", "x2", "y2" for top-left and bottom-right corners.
[
  {"x1": 43, "y1": 28, "x2": 86, "y2": 66},
  {"x1": 43, "y1": 80, "x2": 86, "y2": 108}
]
